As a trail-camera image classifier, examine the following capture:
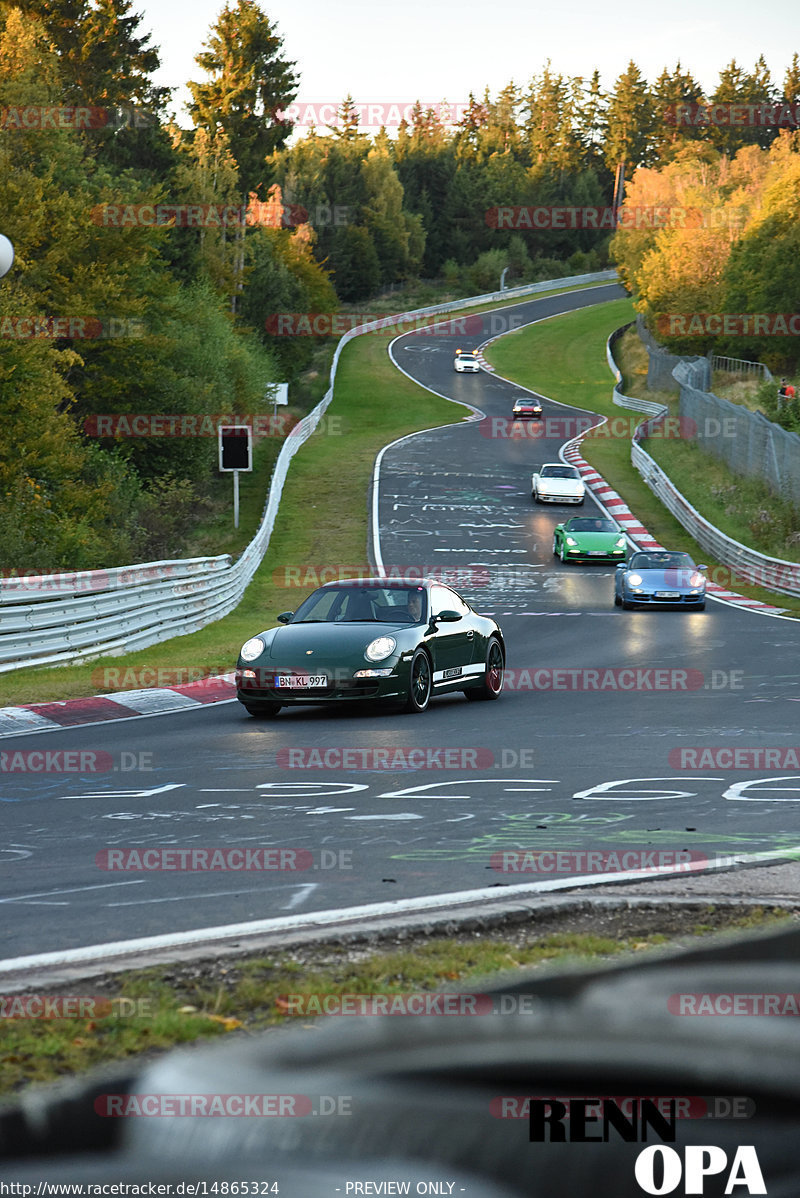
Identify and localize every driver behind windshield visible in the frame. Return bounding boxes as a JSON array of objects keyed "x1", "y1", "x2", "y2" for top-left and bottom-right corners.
[{"x1": 405, "y1": 589, "x2": 425, "y2": 622}]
